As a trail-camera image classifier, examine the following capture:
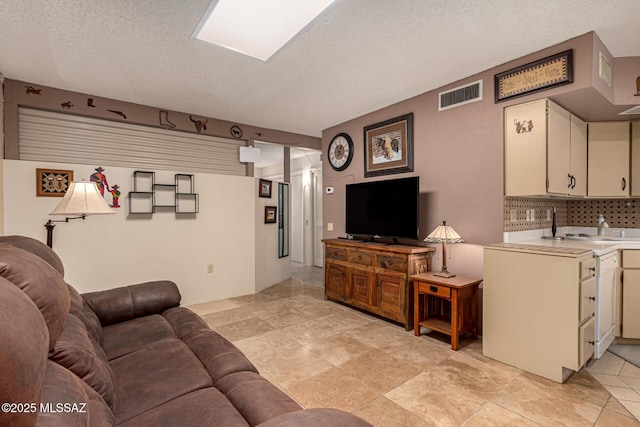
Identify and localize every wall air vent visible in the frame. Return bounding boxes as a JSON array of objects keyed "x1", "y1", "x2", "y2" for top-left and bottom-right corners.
[
  {"x1": 619, "y1": 106, "x2": 640, "y2": 116},
  {"x1": 438, "y1": 79, "x2": 483, "y2": 111}
]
